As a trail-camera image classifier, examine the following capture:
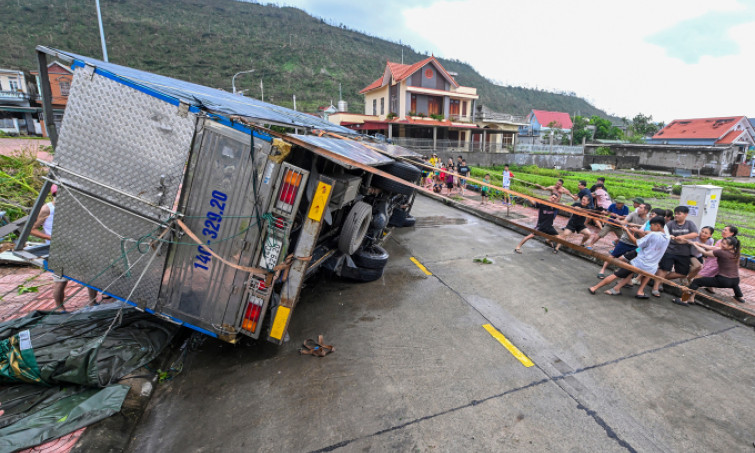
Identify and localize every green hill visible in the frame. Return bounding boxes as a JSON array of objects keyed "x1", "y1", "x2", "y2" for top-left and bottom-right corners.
[{"x1": 2, "y1": 0, "x2": 613, "y2": 117}]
